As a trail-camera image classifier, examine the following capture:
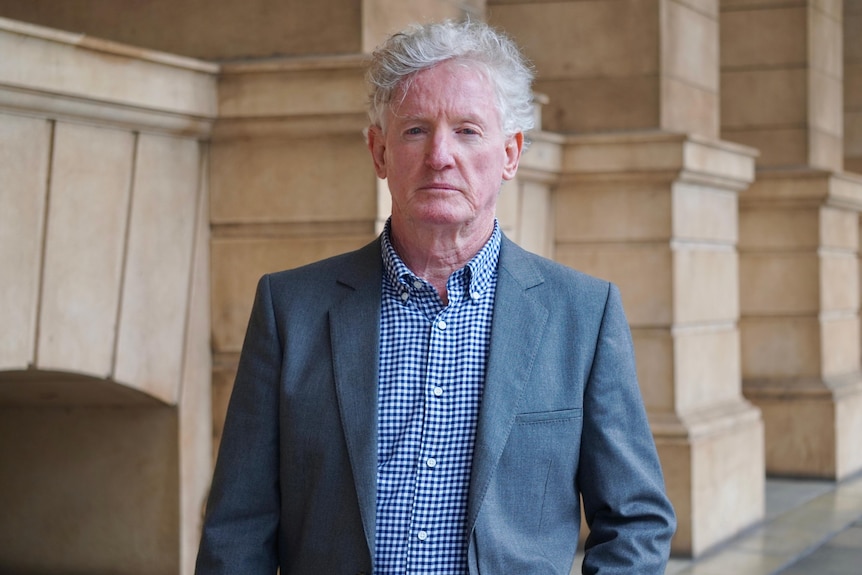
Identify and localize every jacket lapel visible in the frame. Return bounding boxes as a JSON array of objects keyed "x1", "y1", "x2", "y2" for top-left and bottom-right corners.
[
  {"x1": 467, "y1": 237, "x2": 549, "y2": 532},
  {"x1": 329, "y1": 240, "x2": 383, "y2": 558}
]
